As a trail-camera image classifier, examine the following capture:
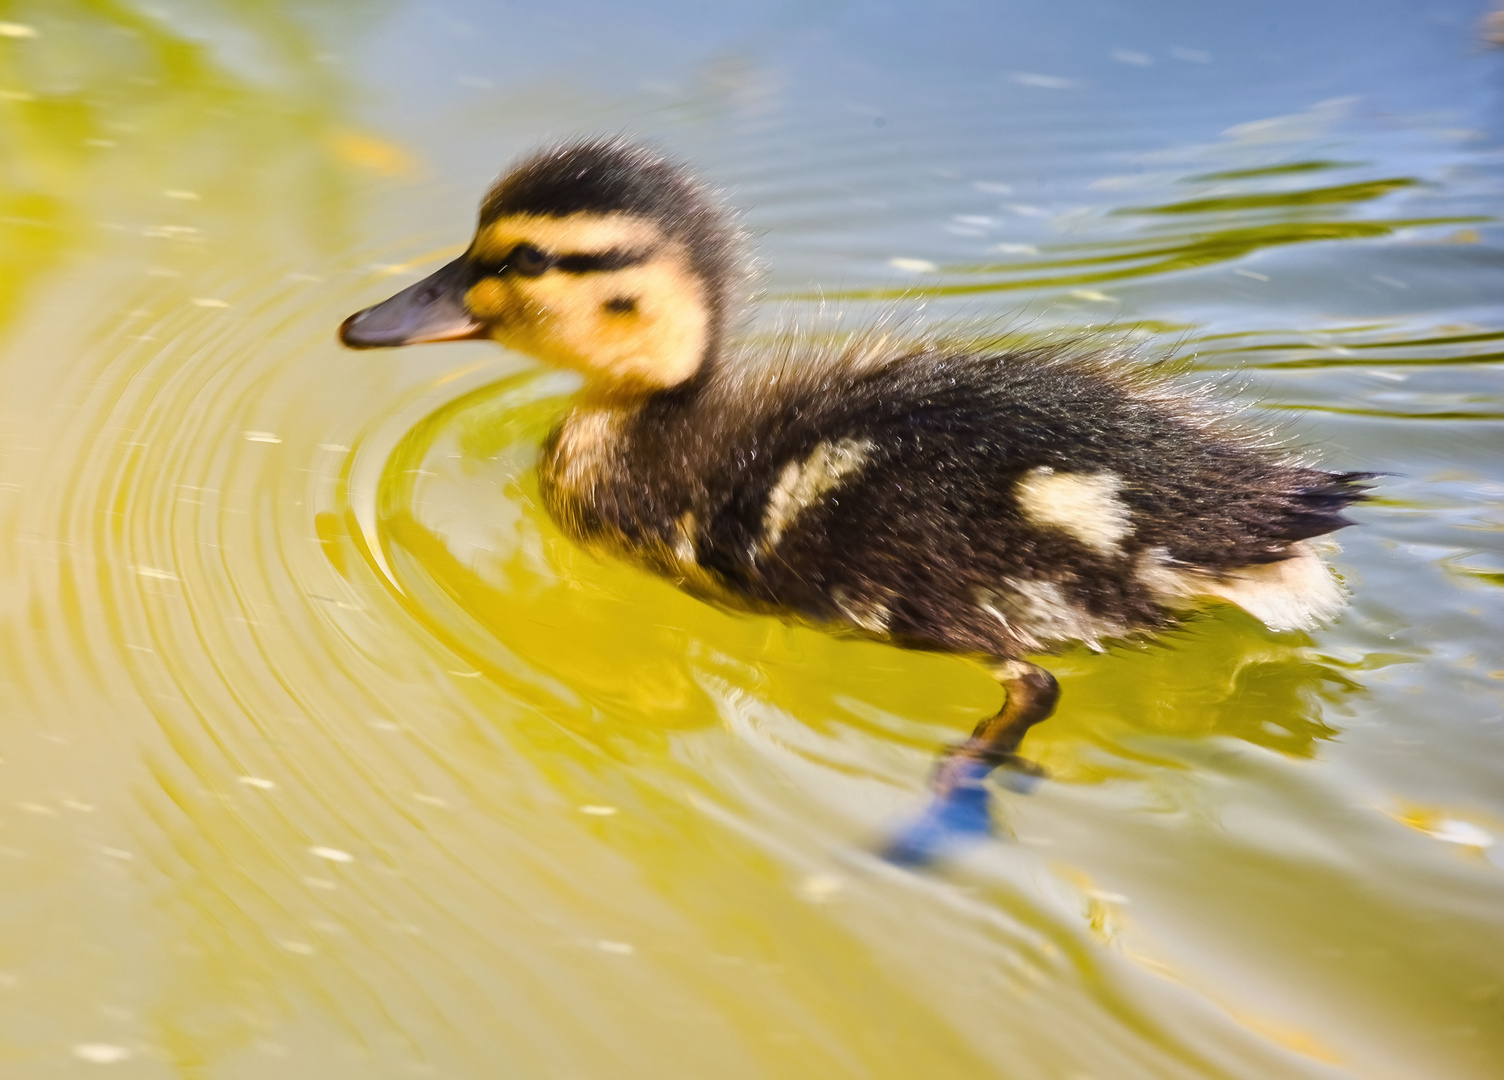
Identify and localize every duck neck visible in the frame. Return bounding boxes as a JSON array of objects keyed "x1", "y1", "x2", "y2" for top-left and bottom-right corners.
[{"x1": 574, "y1": 307, "x2": 722, "y2": 413}]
